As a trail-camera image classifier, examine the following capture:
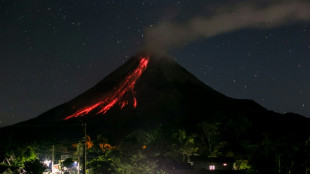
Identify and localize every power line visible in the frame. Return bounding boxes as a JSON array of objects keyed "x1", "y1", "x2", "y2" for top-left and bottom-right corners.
[{"x1": 38, "y1": 139, "x2": 83, "y2": 147}]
